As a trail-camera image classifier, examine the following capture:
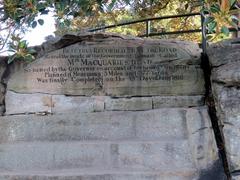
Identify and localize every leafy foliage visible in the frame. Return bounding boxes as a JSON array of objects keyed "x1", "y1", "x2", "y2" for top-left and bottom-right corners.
[
  {"x1": 0, "y1": 0, "x2": 239, "y2": 63},
  {"x1": 7, "y1": 34, "x2": 36, "y2": 64},
  {"x1": 203, "y1": 0, "x2": 240, "y2": 40},
  {"x1": 56, "y1": 0, "x2": 203, "y2": 41}
]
